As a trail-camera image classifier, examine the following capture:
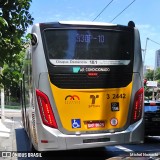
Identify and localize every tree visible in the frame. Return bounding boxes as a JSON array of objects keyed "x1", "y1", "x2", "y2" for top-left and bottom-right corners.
[
  {"x1": 0, "y1": 0, "x2": 34, "y2": 66},
  {"x1": 2, "y1": 50, "x2": 25, "y2": 103},
  {"x1": 144, "y1": 69, "x2": 154, "y2": 81},
  {"x1": 144, "y1": 68, "x2": 160, "y2": 100},
  {"x1": 155, "y1": 68, "x2": 160, "y2": 83},
  {"x1": 144, "y1": 70, "x2": 154, "y2": 100},
  {"x1": 0, "y1": 0, "x2": 34, "y2": 104}
]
